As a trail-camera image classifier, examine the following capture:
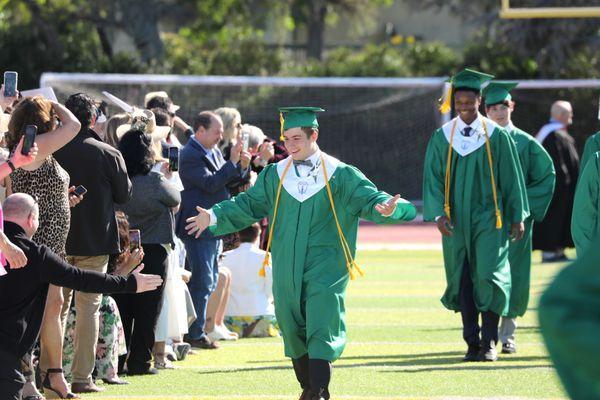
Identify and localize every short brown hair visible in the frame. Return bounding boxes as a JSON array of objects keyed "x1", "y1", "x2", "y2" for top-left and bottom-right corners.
[
  {"x1": 193, "y1": 111, "x2": 217, "y2": 132},
  {"x1": 238, "y1": 223, "x2": 260, "y2": 243},
  {"x1": 301, "y1": 127, "x2": 318, "y2": 138},
  {"x1": 7, "y1": 96, "x2": 56, "y2": 151}
]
